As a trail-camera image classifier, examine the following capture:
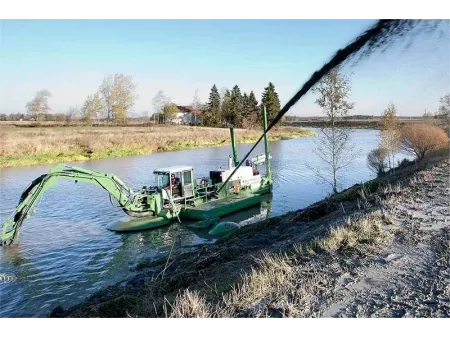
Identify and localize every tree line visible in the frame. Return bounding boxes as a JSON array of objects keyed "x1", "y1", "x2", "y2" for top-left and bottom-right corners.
[
  {"x1": 201, "y1": 82, "x2": 280, "y2": 128},
  {"x1": 147, "y1": 83, "x2": 281, "y2": 128},
  {"x1": 8, "y1": 78, "x2": 282, "y2": 128},
  {"x1": 2, "y1": 73, "x2": 139, "y2": 124}
]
